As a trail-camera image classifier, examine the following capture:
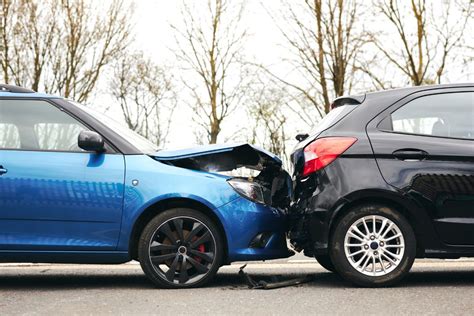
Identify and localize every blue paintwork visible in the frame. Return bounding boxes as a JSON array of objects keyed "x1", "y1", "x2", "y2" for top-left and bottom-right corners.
[
  {"x1": 216, "y1": 198, "x2": 289, "y2": 261},
  {"x1": 0, "y1": 96, "x2": 290, "y2": 263},
  {"x1": 0, "y1": 150, "x2": 125, "y2": 250}
]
